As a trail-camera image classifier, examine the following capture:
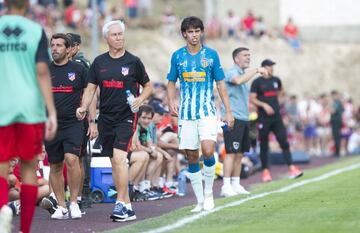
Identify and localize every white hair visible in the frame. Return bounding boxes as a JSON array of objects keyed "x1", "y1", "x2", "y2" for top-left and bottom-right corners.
[{"x1": 102, "y1": 20, "x2": 125, "y2": 38}]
